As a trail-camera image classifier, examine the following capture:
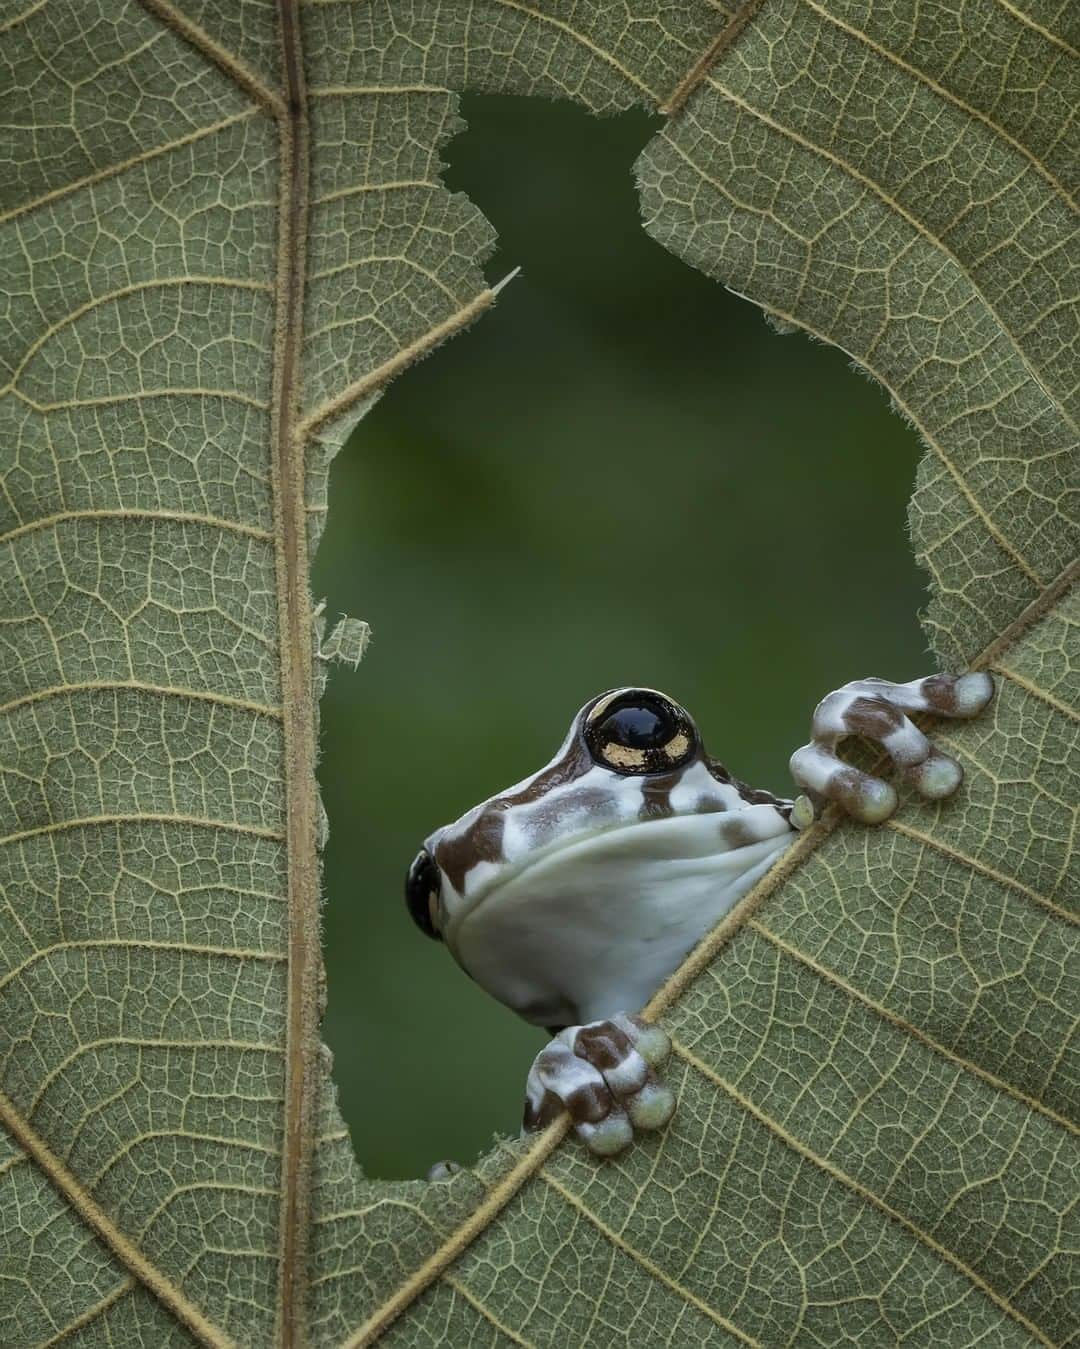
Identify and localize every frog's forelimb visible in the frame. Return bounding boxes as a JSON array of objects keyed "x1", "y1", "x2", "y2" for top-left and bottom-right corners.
[
  {"x1": 790, "y1": 672, "x2": 994, "y2": 824},
  {"x1": 524, "y1": 1014, "x2": 674, "y2": 1157}
]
